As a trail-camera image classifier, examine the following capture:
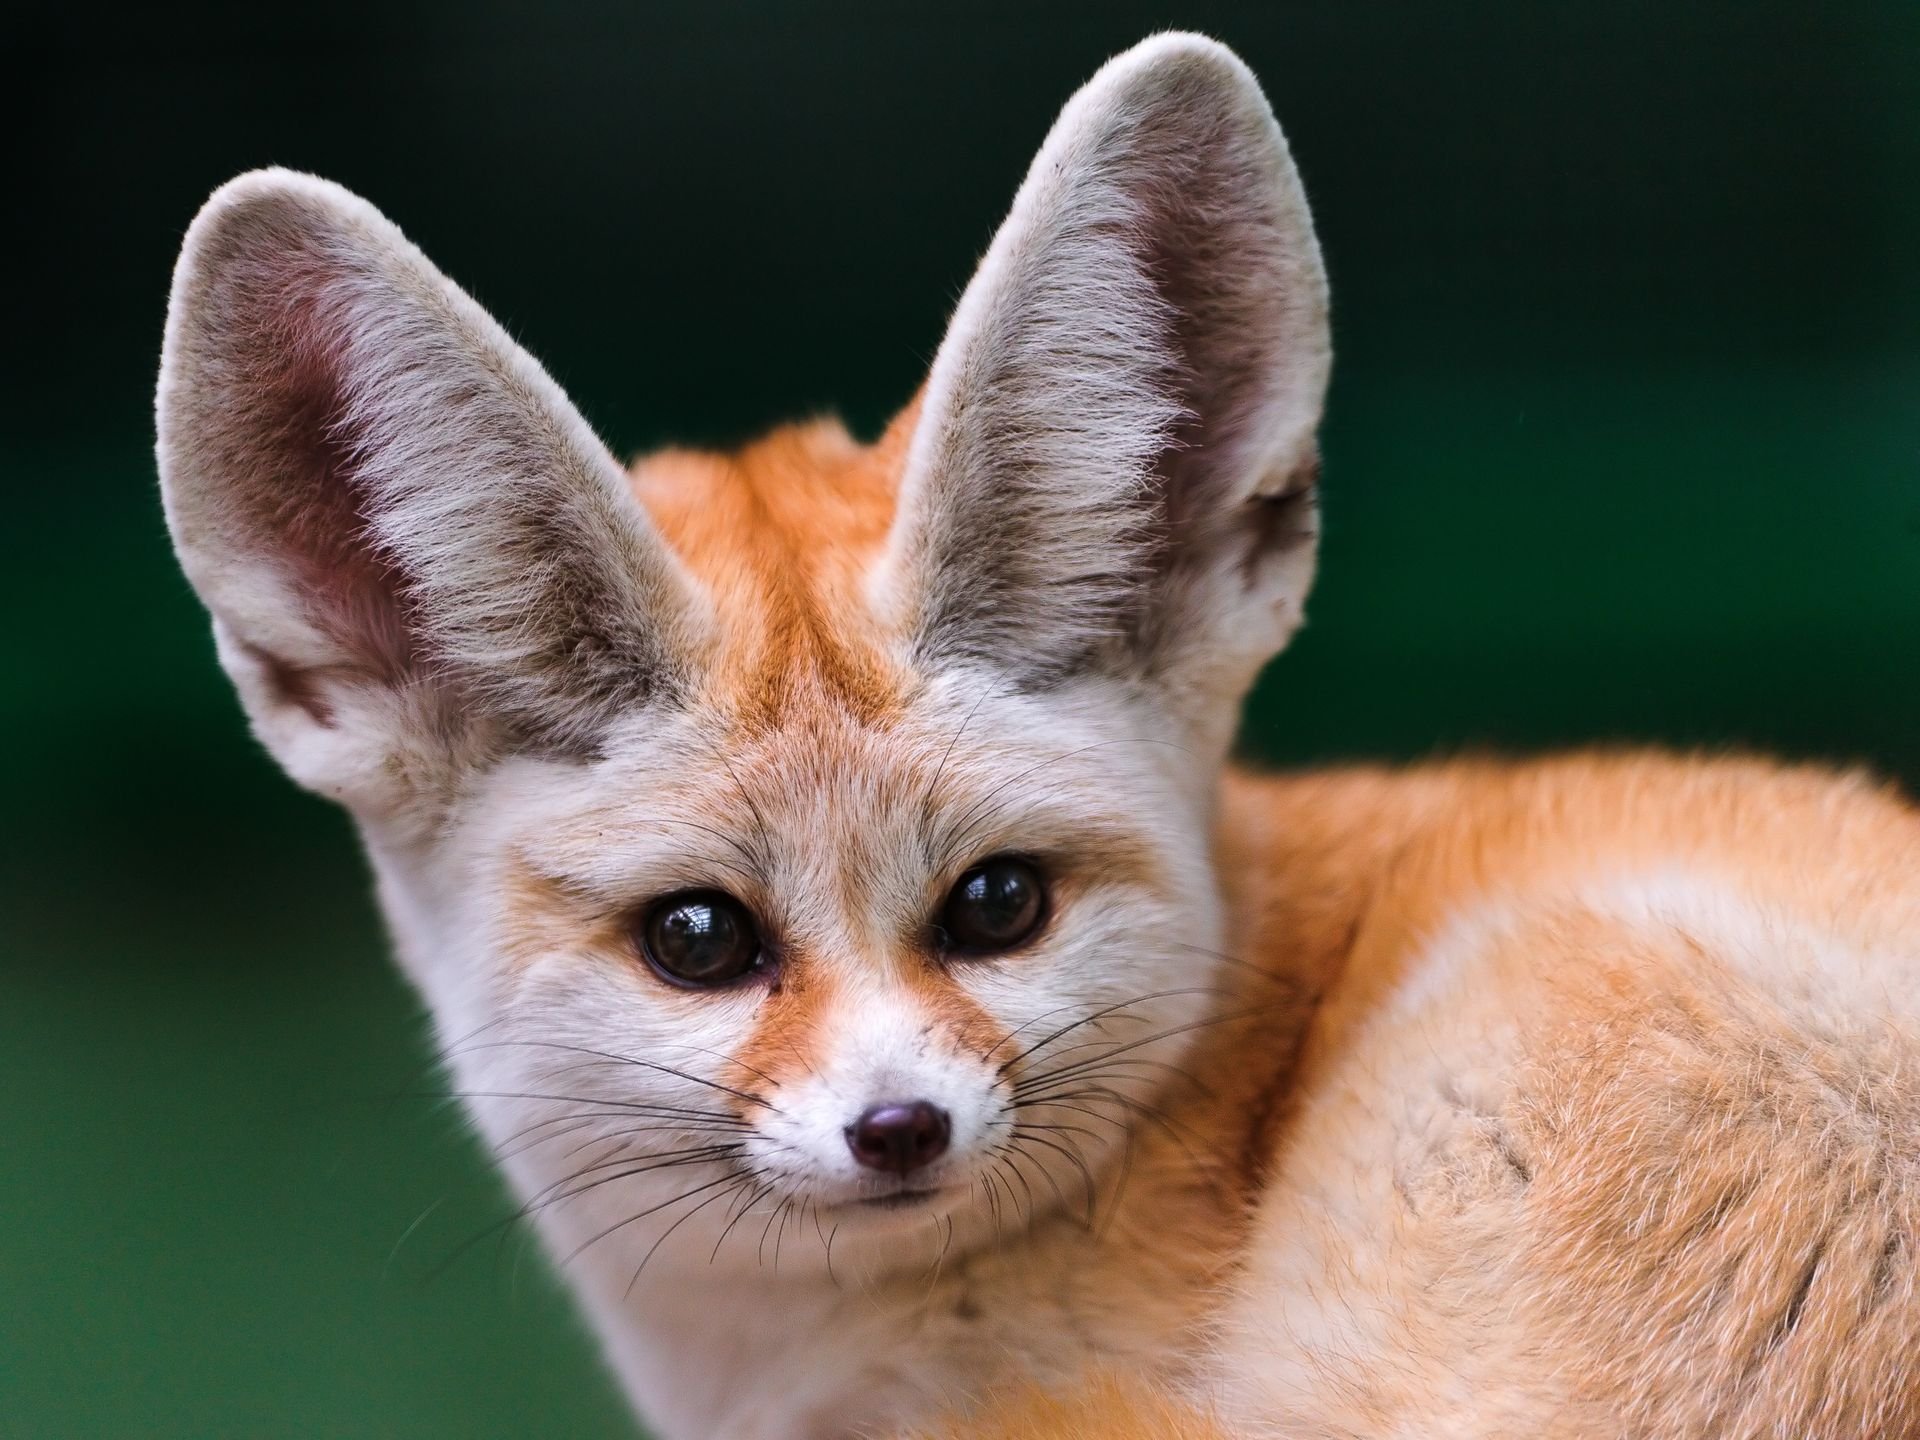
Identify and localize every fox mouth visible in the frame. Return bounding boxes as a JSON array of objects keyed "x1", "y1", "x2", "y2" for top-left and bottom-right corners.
[{"x1": 857, "y1": 1188, "x2": 942, "y2": 1210}]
